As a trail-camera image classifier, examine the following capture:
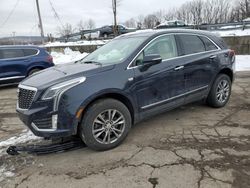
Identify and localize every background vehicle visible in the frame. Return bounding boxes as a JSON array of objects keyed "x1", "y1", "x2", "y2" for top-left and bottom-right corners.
[
  {"x1": 0, "y1": 45, "x2": 54, "y2": 86},
  {"x1": 16, "y1": 29, "x2": 235, "y2": 151},
  {"x1": 99, "y1": 24, "x2": 136, "y2": 37},
  {"x1": 155, "y1": 20, "x2": 186, "y2": 29}
]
